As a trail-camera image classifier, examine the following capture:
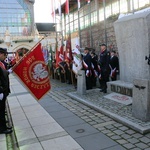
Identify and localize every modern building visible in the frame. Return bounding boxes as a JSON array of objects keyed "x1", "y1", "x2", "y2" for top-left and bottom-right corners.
[{"x1": 57, "y1": 0, "x2": 150, "y2": 52}]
